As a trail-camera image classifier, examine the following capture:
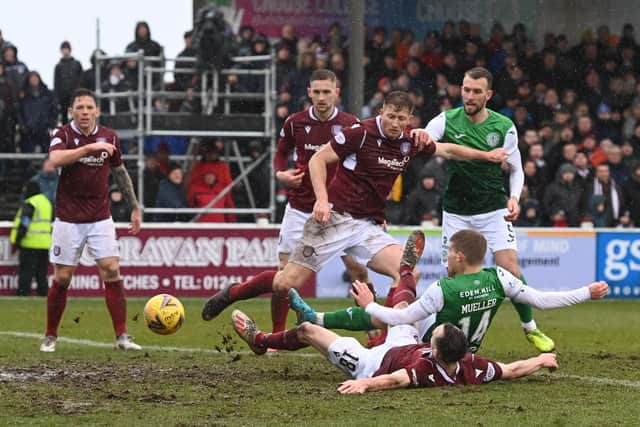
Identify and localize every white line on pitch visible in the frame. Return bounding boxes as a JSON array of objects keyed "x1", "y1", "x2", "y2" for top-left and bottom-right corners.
[
  {"x1": 0, "y1": 331, "x2": 318, "y2": 357},
  {"x1": 3, "y1": 331, "x2": 640, "y2": 389}
]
